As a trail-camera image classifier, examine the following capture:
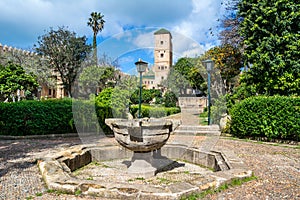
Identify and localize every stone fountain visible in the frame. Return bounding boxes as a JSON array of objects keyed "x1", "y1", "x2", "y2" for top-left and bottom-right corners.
[
  {"x1": 105, "y1": 118, "x2": 174, "y2": 178},
  {"x1": 36, "y1": 58, "x2": 252, "y2": 199}
]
